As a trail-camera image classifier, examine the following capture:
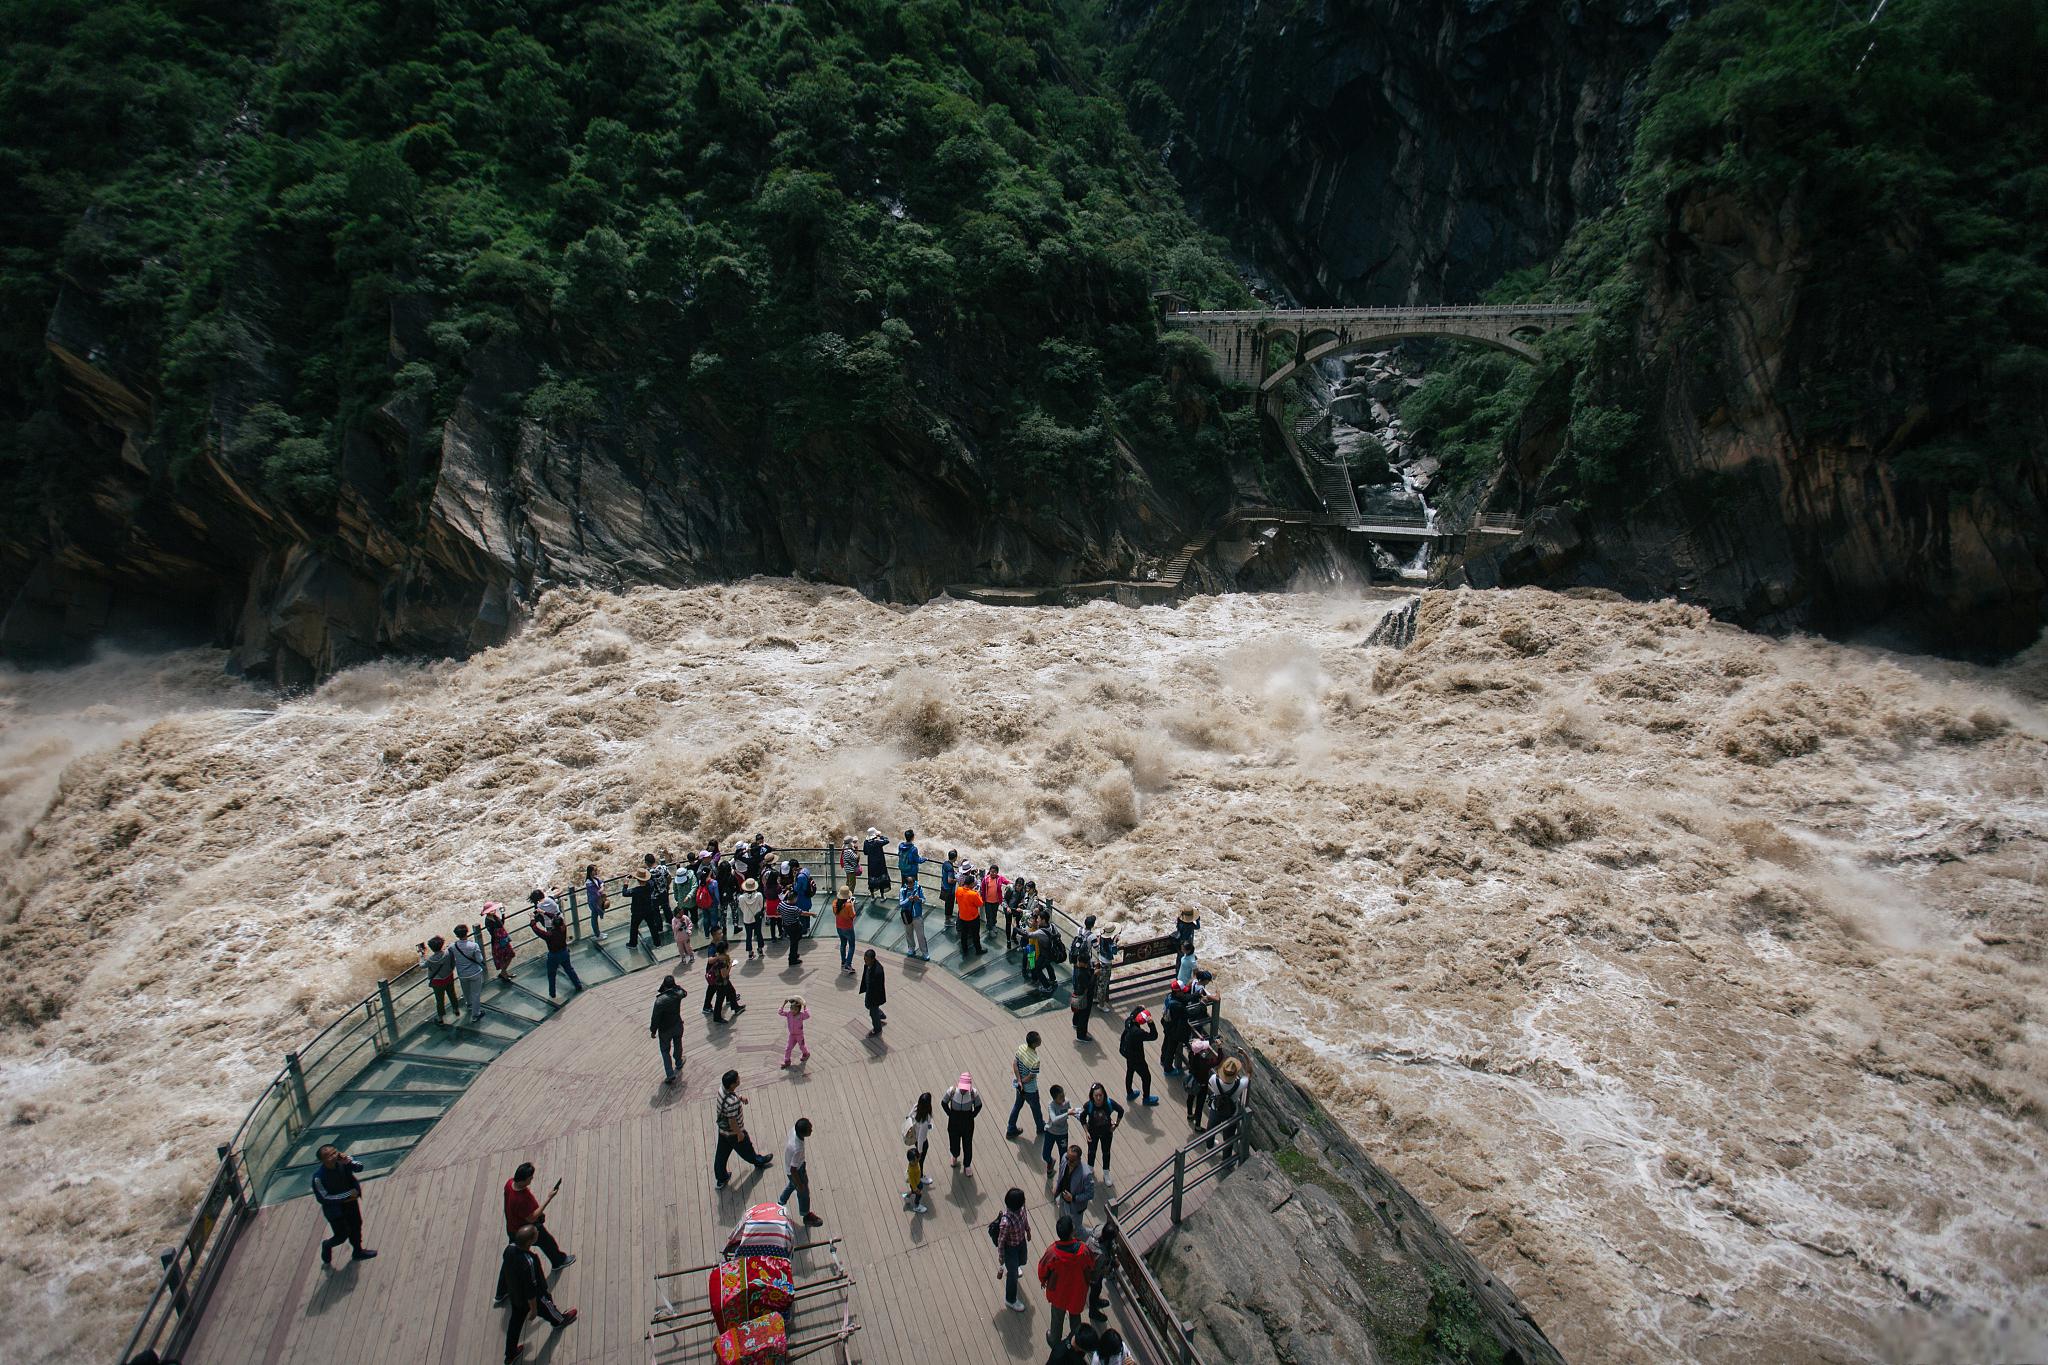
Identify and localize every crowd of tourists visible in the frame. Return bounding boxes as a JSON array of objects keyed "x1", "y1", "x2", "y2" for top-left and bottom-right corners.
[{"x1": 328, "y1": 827, "x2": 1243, "y2": 1364}]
